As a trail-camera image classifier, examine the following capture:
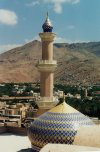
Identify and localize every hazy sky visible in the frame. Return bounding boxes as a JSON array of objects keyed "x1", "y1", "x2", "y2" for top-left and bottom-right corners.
[{"x1": 0, "y1": 0, "x2": 100, "y2": 53}]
